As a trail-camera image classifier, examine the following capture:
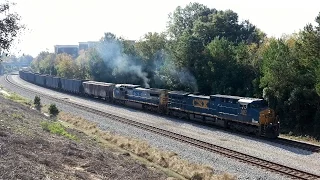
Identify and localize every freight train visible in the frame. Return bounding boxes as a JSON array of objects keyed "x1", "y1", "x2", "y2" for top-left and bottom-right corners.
[{"x1": 19, "y1": 70, "x2": 280, "y2": 138}]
